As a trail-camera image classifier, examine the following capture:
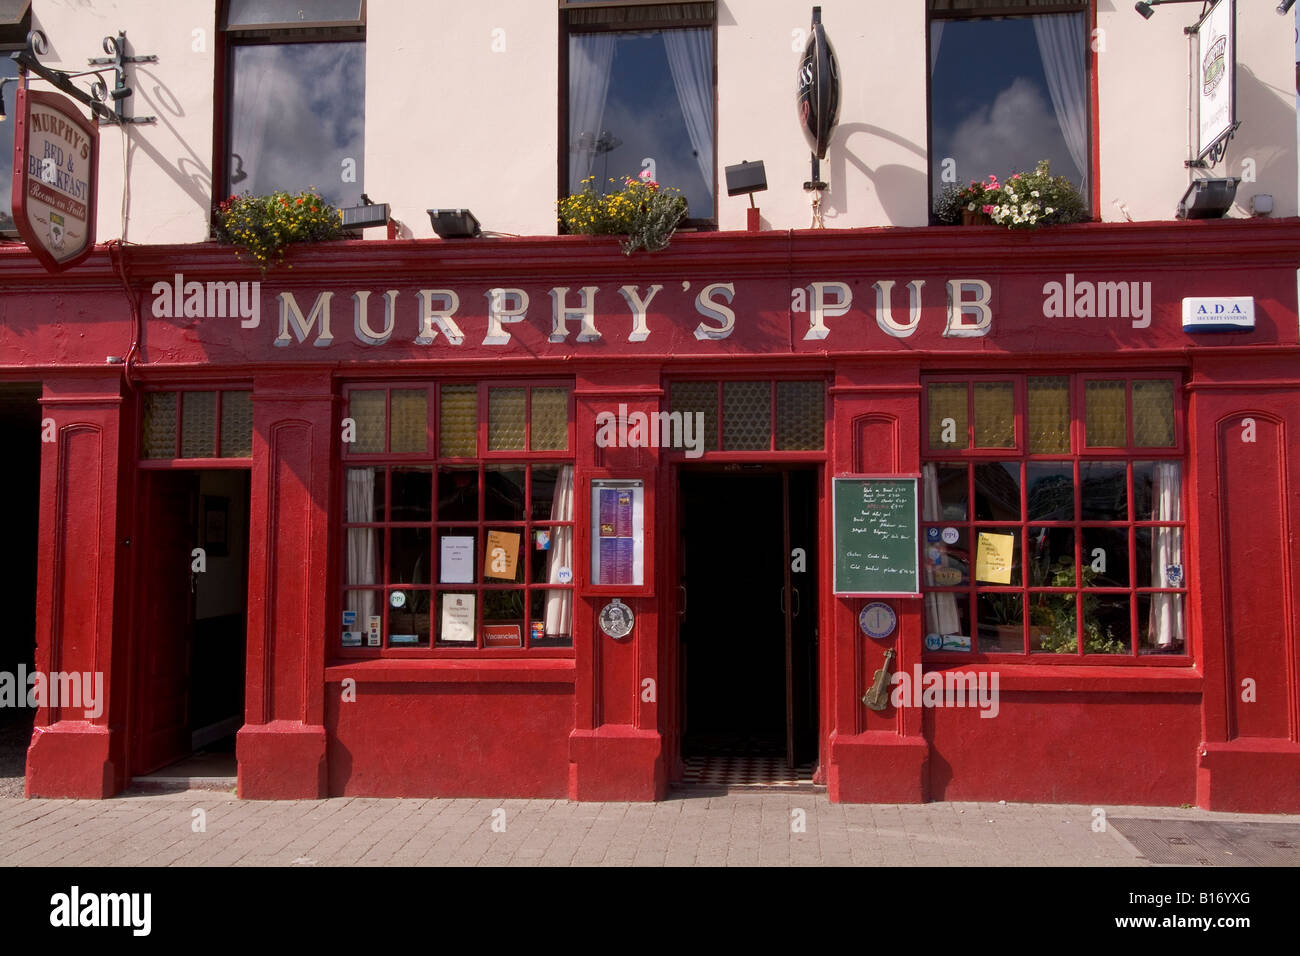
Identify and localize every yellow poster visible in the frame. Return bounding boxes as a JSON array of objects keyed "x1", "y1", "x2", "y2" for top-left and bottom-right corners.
[
  {"x1": 975, "y1": 532, "x2": 1015, "y2": 584},
  {"x1": 484, "y1": 530, "x2": 521, "y2": 581}
]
